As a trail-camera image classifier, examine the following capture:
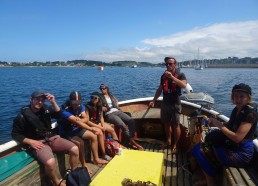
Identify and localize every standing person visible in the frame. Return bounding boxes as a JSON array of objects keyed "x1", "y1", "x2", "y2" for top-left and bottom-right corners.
[
  {"x1": 12, "y1": 90, "x2": 79, "y2": 186},
  {"x1": 58, "y1": 91, "x2": 109, "y2": 167},
  {"x1": 85, "y1": 91, "x2": 118, "y2": 141},
  {"x1": 191, "y1": 83, "x2": 257, "y2": 186},
  {"x1": 149, "y1": 57, "x2": 187, "y2": 153},
  {"x1": 99, "y1": 84, "x2": 144, "y2": 150}
]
